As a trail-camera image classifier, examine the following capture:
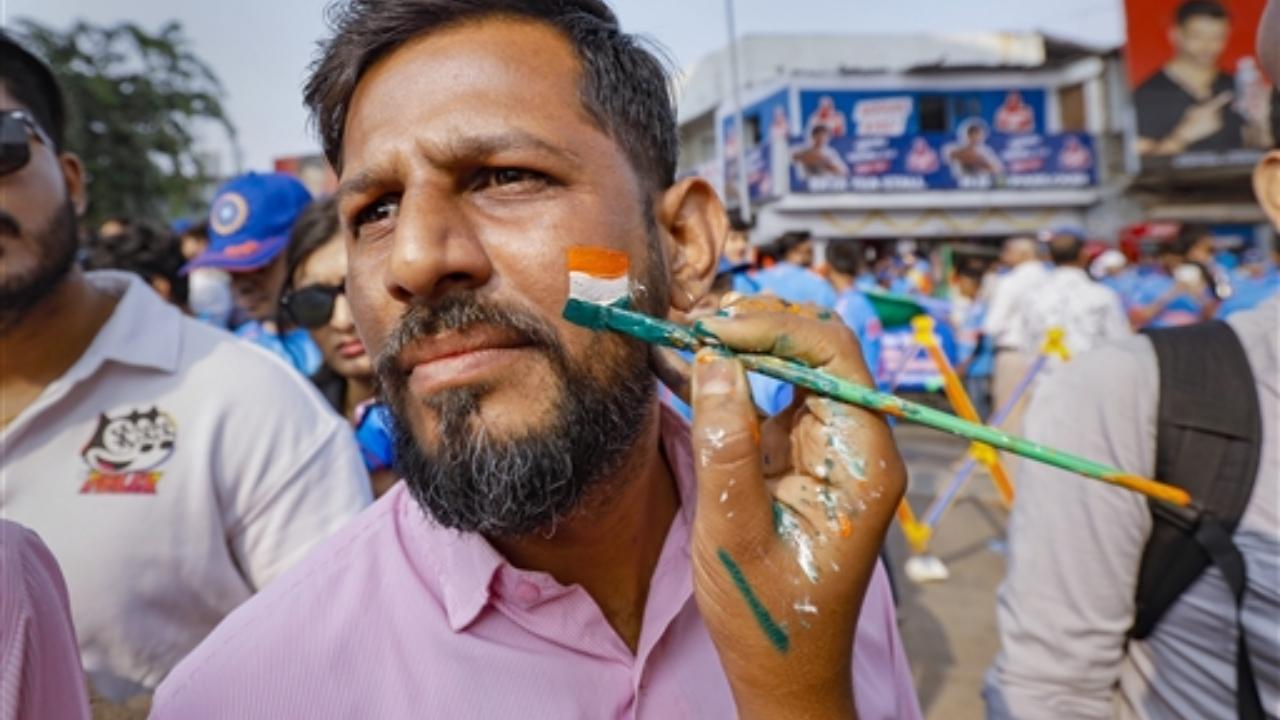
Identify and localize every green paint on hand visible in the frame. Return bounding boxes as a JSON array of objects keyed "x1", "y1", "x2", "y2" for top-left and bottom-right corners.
[{"x1": 717, "y1": 548, "x2": 790, "y2": 654}]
